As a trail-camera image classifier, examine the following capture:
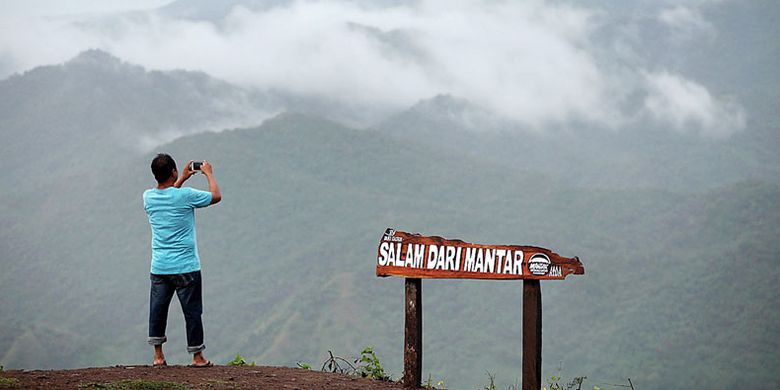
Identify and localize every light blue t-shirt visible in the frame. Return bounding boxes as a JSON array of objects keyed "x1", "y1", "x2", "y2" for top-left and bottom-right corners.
[{"x1": 143, "y1": 187, "x2": 212, "y2": 275}]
